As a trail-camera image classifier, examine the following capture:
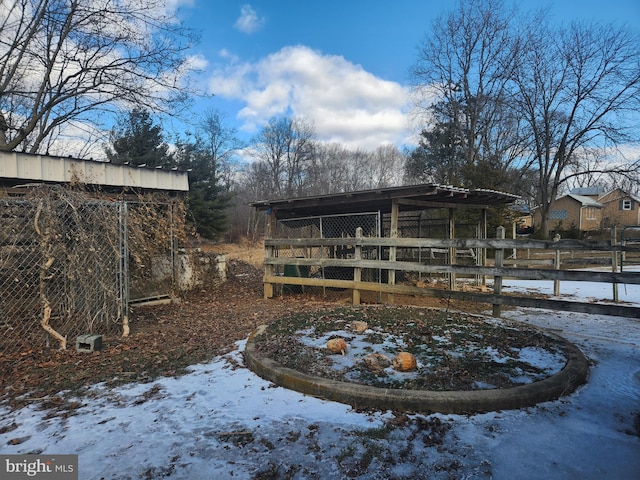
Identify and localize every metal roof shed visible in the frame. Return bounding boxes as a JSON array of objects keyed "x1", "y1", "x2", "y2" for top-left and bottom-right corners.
[
  {"x1": 0, "y1": 151, "x2": 189, "y2": 196},
  {"x1": 251, "y1": 184, "x2": 520, "y2": 301},
  {"x1": 250, "y1": 184, "x2": 519, "y2": 220}
]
